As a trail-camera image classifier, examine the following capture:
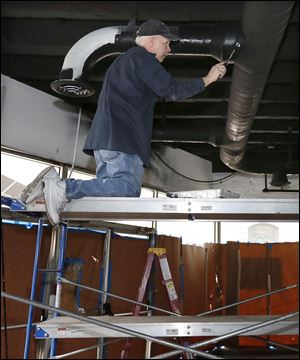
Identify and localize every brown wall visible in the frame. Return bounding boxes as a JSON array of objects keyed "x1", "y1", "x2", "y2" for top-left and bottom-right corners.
[
  {"x1": 1, "y1": 223, "x2": 52, "y2": 359},
  {"x1": 1, "y1": 223, "x2": 299, "y2": 359}
]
